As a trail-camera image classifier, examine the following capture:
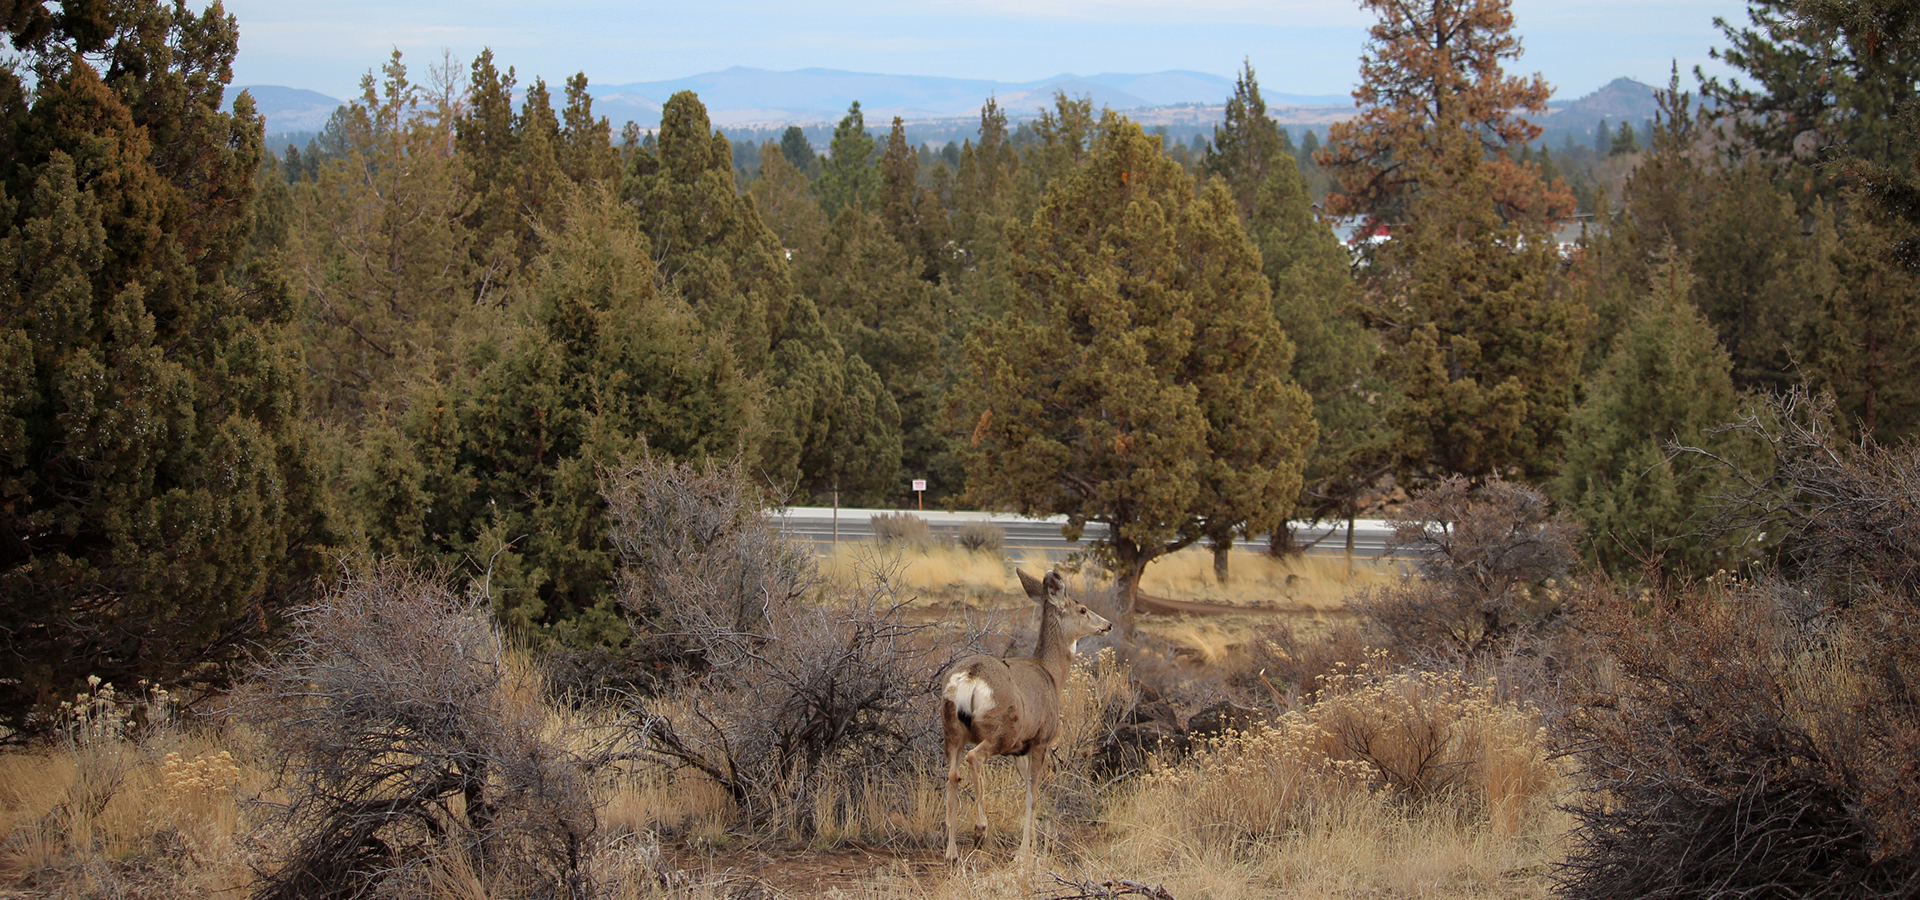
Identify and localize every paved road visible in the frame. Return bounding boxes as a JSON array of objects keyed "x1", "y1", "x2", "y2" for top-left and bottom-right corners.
[{"x1": 768, "y1": 507, "x2": 1409, "y2": 561}]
